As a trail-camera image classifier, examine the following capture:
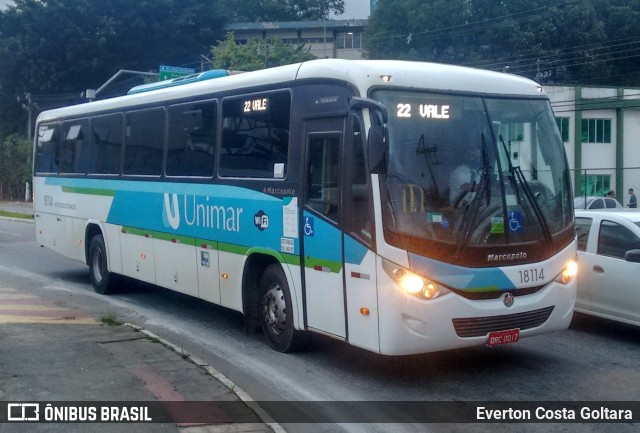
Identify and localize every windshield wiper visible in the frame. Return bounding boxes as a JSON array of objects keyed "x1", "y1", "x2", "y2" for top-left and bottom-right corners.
[
  {"x1": 499, "y1": 135, "x2": 553, "y2": 247},
  {"x1": 454, "y1": 133, "x2": 492, "y2": 257},
  {"x1": 416, "y1": 133, "x2": 442, "y2": 201}
]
